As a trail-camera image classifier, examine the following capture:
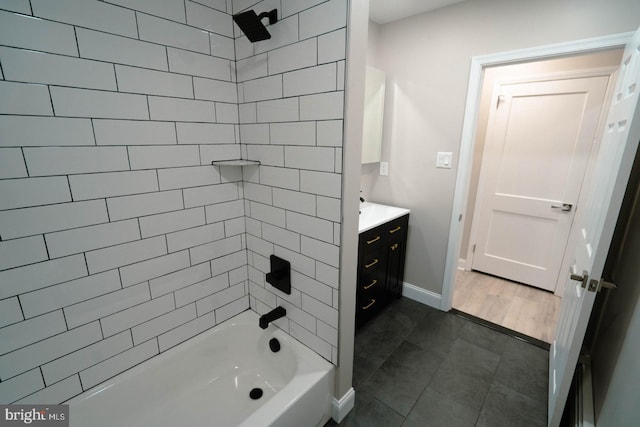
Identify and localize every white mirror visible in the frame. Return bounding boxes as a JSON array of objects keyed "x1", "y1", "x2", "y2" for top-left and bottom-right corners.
[{"x1": 361, "y1": 66, "x2": 386, "y2": 164}]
